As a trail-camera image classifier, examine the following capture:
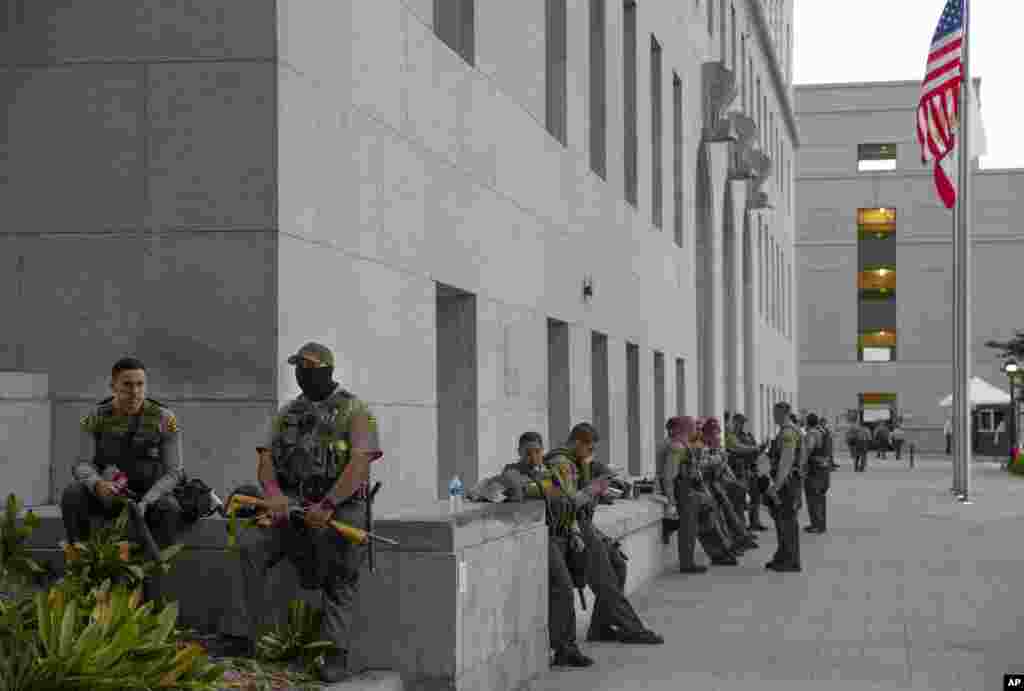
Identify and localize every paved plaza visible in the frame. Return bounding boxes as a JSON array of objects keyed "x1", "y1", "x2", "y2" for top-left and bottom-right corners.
[{"x1": 532, "y1": 454, "x2": 1024, "y2": 691}]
